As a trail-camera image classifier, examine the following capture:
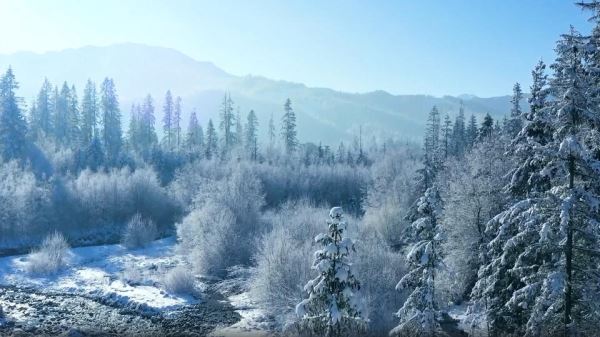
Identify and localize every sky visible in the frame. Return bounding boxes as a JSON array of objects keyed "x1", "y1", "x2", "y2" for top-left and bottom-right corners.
[{"x1": 0, "y1": 0, "x2": 593, "y2": 97}]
